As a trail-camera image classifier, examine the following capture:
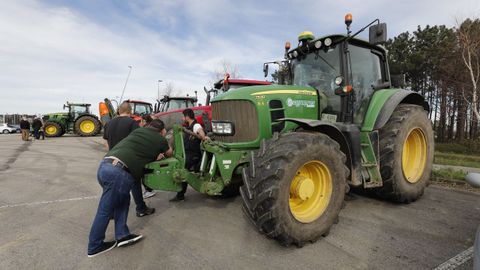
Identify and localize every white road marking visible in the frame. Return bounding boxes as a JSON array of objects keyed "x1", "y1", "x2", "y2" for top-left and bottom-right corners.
[
  {"x1": 433, "y1": 246, "x2": 474, "y2": 270},
  {"x1": 0, "y1": 196, "x2": 99, "y2": 209}
]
